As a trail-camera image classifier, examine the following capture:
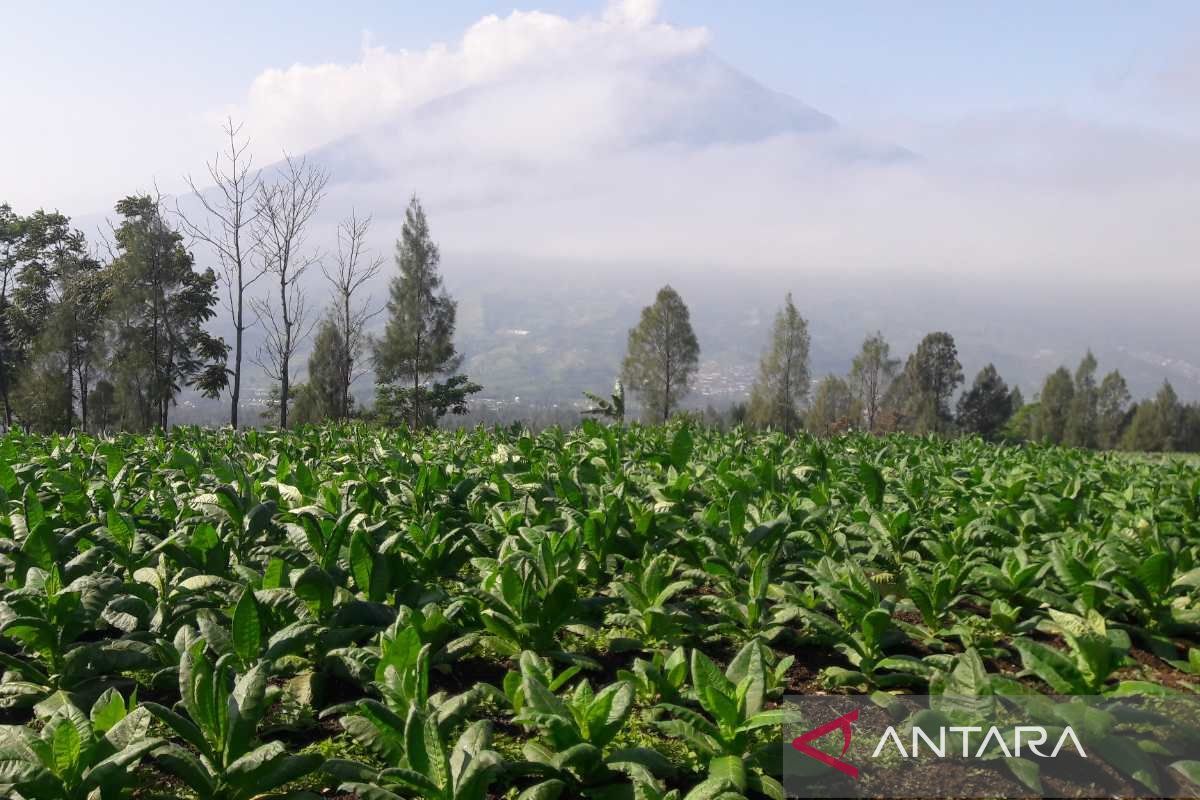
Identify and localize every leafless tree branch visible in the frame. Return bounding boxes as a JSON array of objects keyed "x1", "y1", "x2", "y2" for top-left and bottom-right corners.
[
  {"x1": 321, "y1": 209, "x2": 384, "y2": 418},
  {"x1": 252, "y1": 153, "x2": 328, "y2": 428}
]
